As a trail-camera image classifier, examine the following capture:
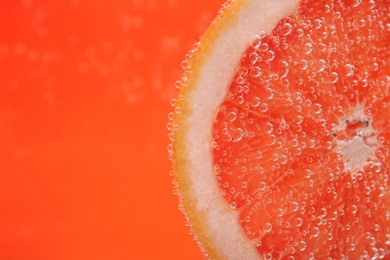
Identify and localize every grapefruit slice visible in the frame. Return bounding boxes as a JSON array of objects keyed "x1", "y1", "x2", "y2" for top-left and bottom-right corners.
[{"x1": 170, "y1": 0, "x2": 390, "y2": 259}]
